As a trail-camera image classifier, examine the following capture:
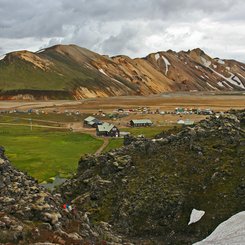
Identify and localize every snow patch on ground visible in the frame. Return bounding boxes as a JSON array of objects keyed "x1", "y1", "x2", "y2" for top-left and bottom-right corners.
[
  {"x1": 200, "y1": 75, "x2": 205, "y2": 79},
  {"x1": 212, "y1": 64, "x2": 217, "y2": 69},
  {"x1": 194, "y1": 211, "x2": 245, "y2": 245},
  {"x1": 201, "y1": 57, "x2": 211, "y2": 68},
  {"x1": 0, "y1": 55, "x2": 6, "y2": 60},
  {"x1": 162, "y1": 56, "x2": 171, "y2": 75},
  {"x1": 226, "y1": 67, "x2": 230, "y2": 71},
  {"x1": 188, "y1": 209, "x2": 205, "y2": 225},
  {"x1": 152, "y1": 138, "x2": 163, "y2": 142},
  {"x1": 195, "y1": 65, "x2": 199, "y2": 69},
  {"x1": 99, "y1": 68, "x2": 109, "y2": 77},
  {"x1": 155, "y1": 53, "x2": 160, "y2": 61}
]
